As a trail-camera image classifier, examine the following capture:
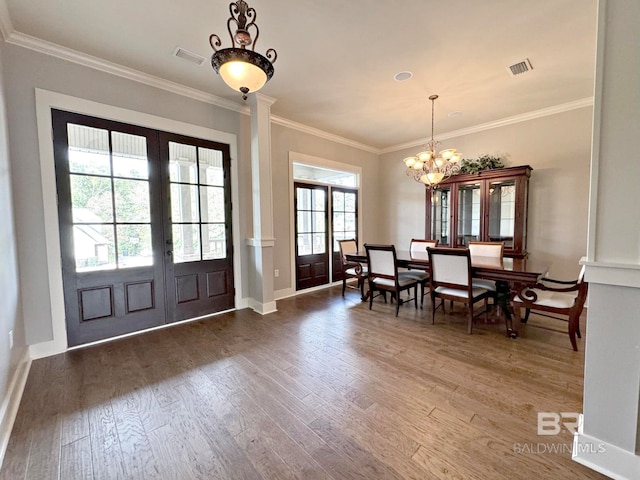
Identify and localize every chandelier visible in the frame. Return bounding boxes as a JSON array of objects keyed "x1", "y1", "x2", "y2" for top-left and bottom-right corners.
[
  {"x1": 403, "y1": 95, "x2": 462, "y2": 186},
  {"x1": 209, "y1": 1, "x2": 277, "y2": 100}
]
